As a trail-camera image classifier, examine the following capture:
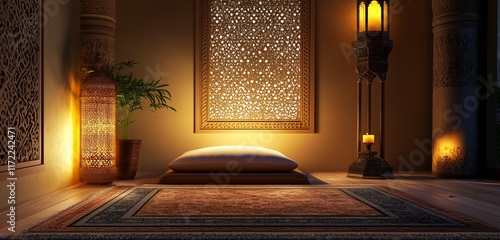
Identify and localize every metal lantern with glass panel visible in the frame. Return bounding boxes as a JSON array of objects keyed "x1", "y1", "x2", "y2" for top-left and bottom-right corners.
[
  {"x1": 348, "y1": 0, "x2": 394, "y2": 178},
  {"x1": 80, "y1": 57, "x2": 117, "y2": 184}
]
